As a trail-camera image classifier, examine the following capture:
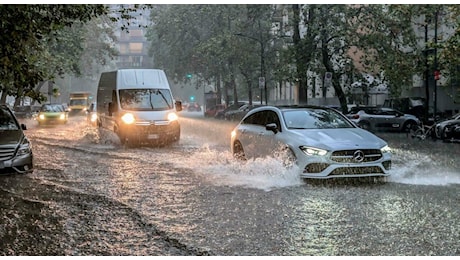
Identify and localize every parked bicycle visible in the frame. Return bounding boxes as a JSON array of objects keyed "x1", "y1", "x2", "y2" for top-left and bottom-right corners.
[{"x1": 408, "y1": 122, "x2": 438, "y2": 140}]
